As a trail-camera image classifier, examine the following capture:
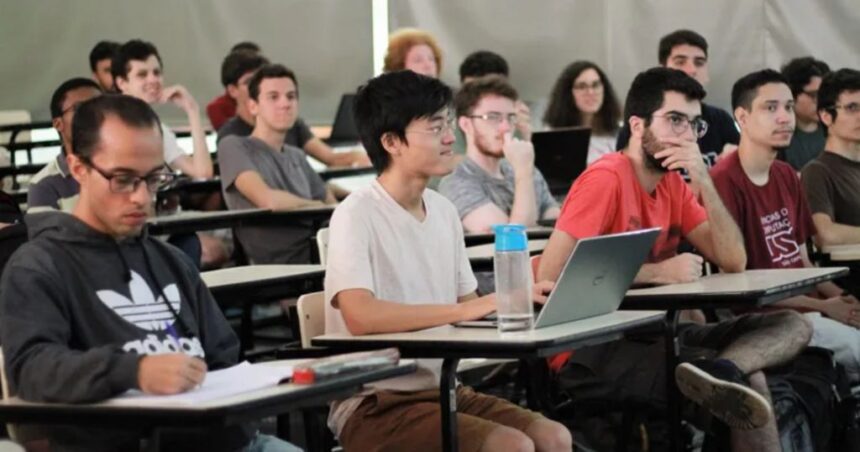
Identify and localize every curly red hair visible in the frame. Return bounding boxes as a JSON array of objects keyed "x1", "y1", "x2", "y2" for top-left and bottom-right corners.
[{"x1": 383, "y1": 28, "x2": 443, "y2": 76}]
